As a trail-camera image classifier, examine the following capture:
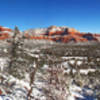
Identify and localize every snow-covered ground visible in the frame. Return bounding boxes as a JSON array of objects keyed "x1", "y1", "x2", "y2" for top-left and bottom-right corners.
[{"x1": 0, "y1": 41, "x2": 99, "y2": 100}]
